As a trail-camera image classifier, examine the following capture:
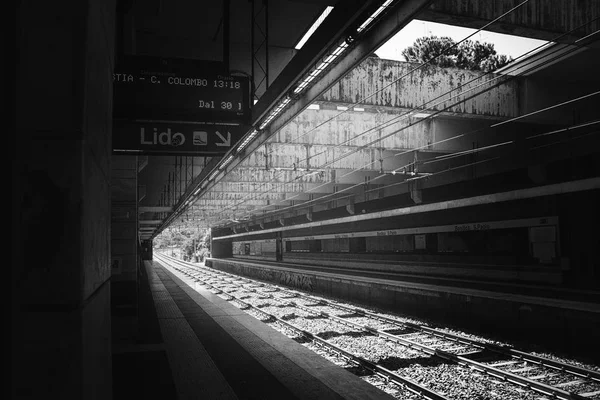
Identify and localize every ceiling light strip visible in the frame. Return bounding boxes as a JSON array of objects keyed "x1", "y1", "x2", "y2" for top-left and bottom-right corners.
[
  {"x1": 356, "y1": 0, "x2": 394, "y2": 33},
  {"x1": 295, "y1": 6, "x2": 334, "y2": 50}
]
